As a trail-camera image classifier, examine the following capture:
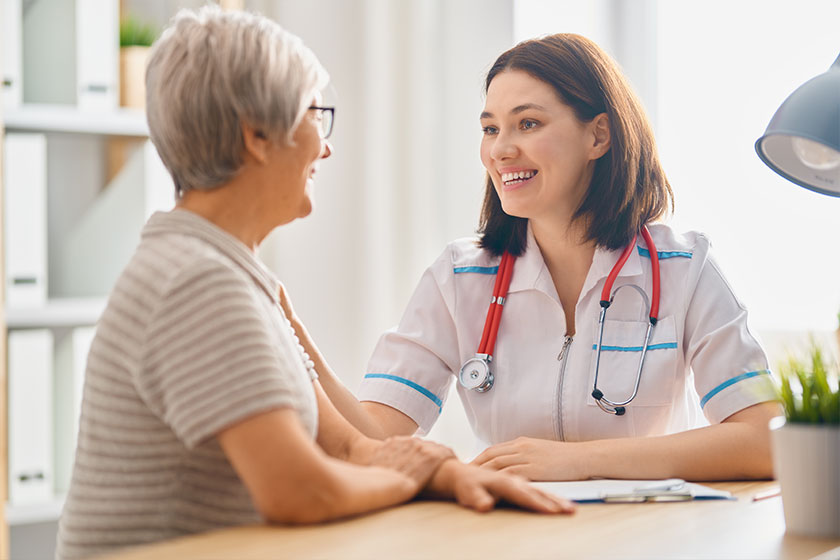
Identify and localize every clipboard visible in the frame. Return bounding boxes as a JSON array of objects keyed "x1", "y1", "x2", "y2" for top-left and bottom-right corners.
[{"x1": 532, "y1": 478, "x2": 735, "y2": 503}]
